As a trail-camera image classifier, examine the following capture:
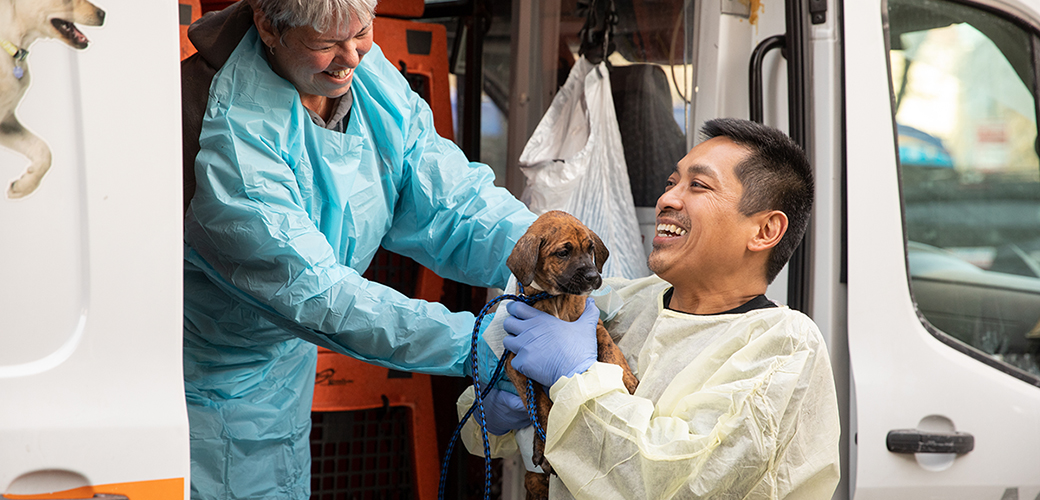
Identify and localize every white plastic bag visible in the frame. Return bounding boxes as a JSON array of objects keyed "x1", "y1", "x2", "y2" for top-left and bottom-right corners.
[{"x1": 518, "y1": 57, "x2": 650, "y2": 279}]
